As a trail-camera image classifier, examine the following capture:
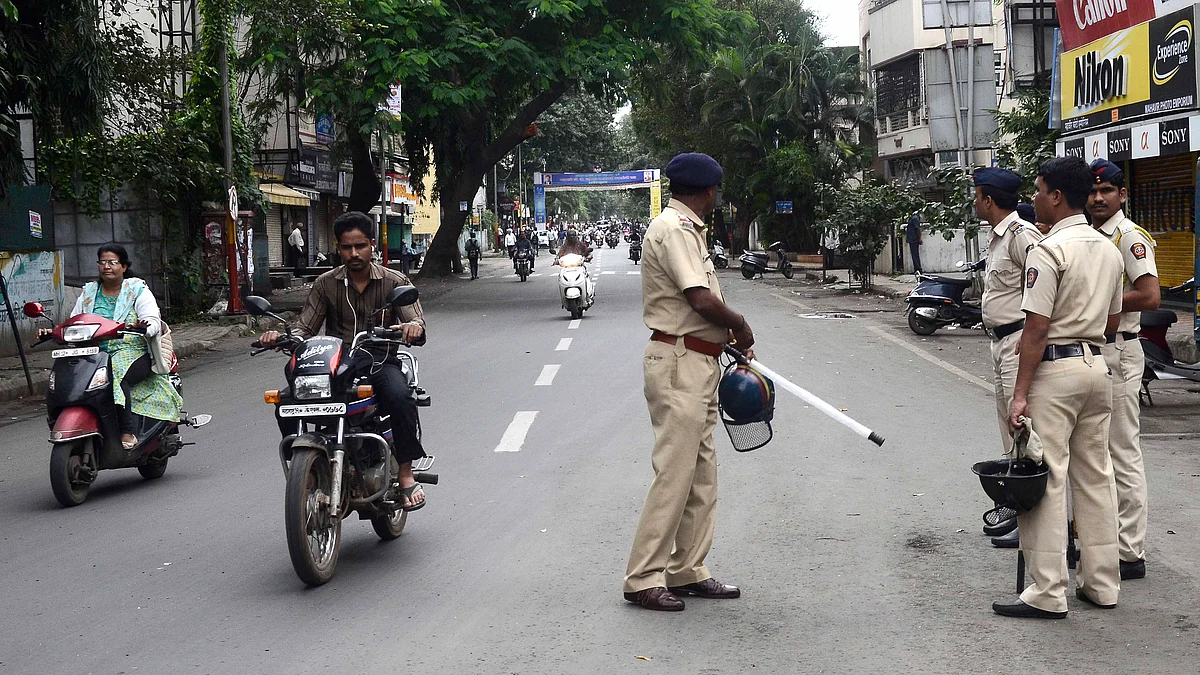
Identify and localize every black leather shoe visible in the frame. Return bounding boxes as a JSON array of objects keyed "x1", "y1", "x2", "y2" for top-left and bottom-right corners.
[
  {"x1": 991, "y1": 527, "x2": 1019, "y2": 548},
  {"x1": 992, "y1": 598, "x2": 1067, "y2": 619},
  {"x1": 623, "y1": 587, "x2": 685, "y2": 611},
  {"x1": 1075, "y1": 587, "x2": 1116, "y2": 609},
  {"x1": 1120, "y1": 559, "x2": 1145, "y2": 580},
  {"x1": 668, "y1": 578, "x2": 741, "y2": 599}
]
